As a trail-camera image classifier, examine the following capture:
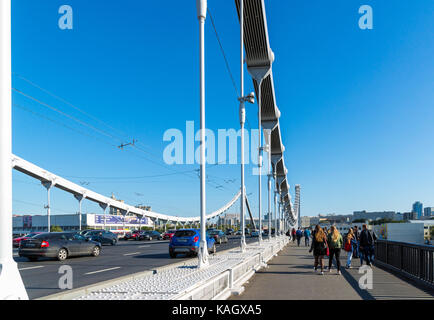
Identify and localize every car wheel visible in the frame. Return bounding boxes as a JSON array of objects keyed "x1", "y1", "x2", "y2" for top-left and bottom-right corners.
[
  {"x1": 111, "y1": 239, "x2": 117, "y2": 246},
  {"x1": 91, "y1": 246, "x2": 100, "y2": 257},
  {"x1": 169, "y1": 251, "x2": 177, "y2": 258},
  {"x1": 57, "y1": 248, "x2": 68, "y2": 261}
]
